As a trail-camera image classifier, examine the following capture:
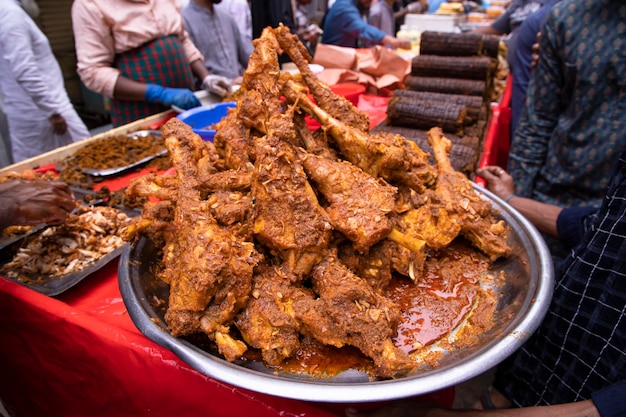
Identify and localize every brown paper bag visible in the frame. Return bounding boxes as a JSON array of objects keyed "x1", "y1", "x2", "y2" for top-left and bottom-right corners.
[
  {"x1": 312, "y1": 44, "x2": 411, "y2": 93},
  {"x1": 312, "y1": 44, "x2": 358, "y2": 70}
]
